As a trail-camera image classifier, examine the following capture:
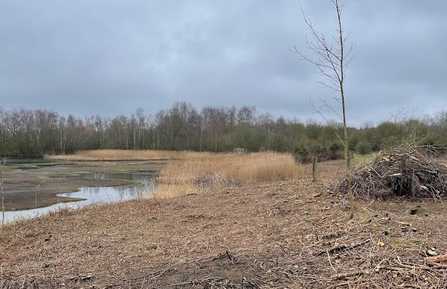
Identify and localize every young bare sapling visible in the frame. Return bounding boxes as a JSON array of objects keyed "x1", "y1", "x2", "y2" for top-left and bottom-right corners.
[
  {"x1": 1, "y1": 158, "x2": 6, "y2": 227},
  {"x1": 294, "y1": 0, "x2": 355, "y2": 218}
]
